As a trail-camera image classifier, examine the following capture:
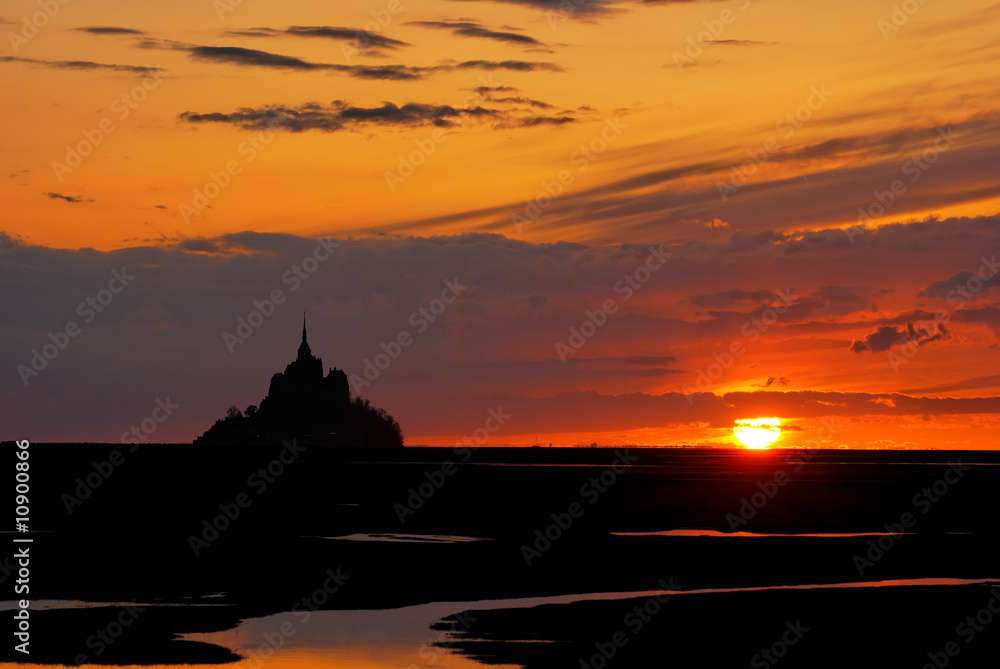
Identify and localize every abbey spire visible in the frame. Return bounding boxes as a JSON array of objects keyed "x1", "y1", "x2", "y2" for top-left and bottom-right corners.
[{"x1": 298, "y1": 312, "x2": 312, "y2": 360}]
